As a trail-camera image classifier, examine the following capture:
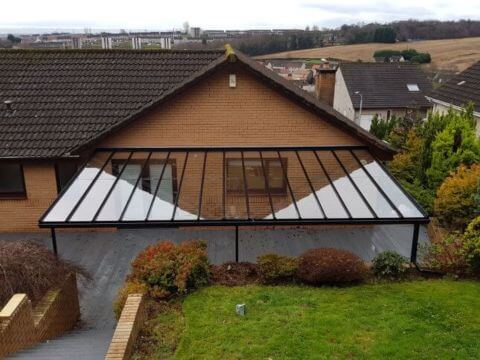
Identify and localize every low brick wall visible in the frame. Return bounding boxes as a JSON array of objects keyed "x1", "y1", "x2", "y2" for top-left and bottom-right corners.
[
  {"x1": 0, "y1": 273, "x2": 80, "y2": 358},
  {"x1": 105, "y1": 294, "x2": 146, "y2": 360}
]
